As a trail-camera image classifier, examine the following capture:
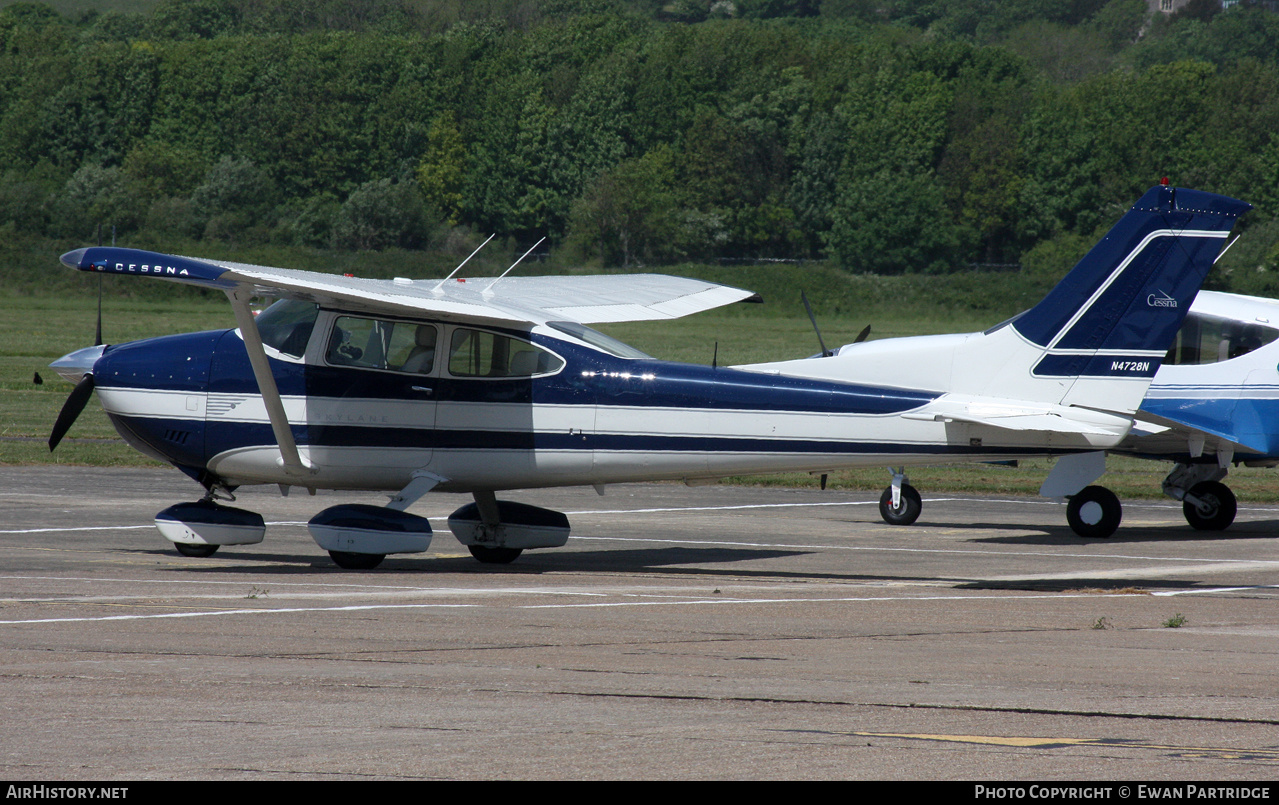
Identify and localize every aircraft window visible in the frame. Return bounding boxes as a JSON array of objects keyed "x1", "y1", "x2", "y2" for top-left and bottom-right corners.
[
  {"x1": 326, "y1": 316, "x2": 438, "y2": 374},
  {"x1": 1164, "y1": 312, "x2": 1279, "y2": 366},
  {"x1": 547, "y1": 321, "x2": 653, "y2": 359},
  {"x1": 255, "y1": 300, "x2": 318, "y2": 358},
  {"x1": 448, "y1": 328, "x2": 565, "y2": 378}
]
